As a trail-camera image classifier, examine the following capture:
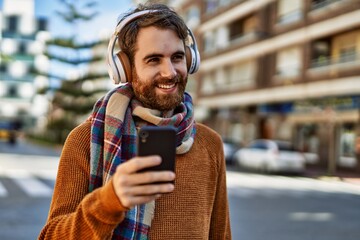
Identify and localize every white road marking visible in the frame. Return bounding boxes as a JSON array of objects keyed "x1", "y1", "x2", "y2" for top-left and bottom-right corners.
[
  {"x1": 2, "y1": 169, "x2": 53, "y2": 197},
  {"x1": 226, "y1": 171, "x2": 360, "y2": 196},
  {"x1": 0, "y1": 181, "x2": 8, "y2": 197}
]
